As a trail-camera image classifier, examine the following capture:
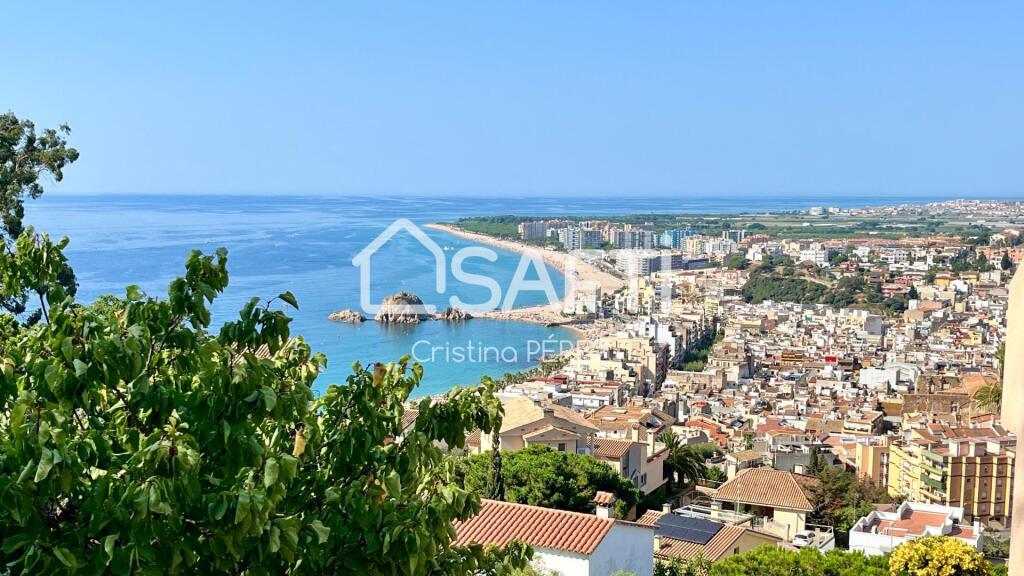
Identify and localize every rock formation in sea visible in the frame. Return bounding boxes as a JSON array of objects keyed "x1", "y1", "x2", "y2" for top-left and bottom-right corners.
[
  {"x1": 374, "y1": 291, "x2": 430, "y2": 324},
  {"x1": 438, "y1": 306, "x2": 472, "y2": 322},
  {"x1": 328, "y1": 309, "x2": 366, "y2": 323}
]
